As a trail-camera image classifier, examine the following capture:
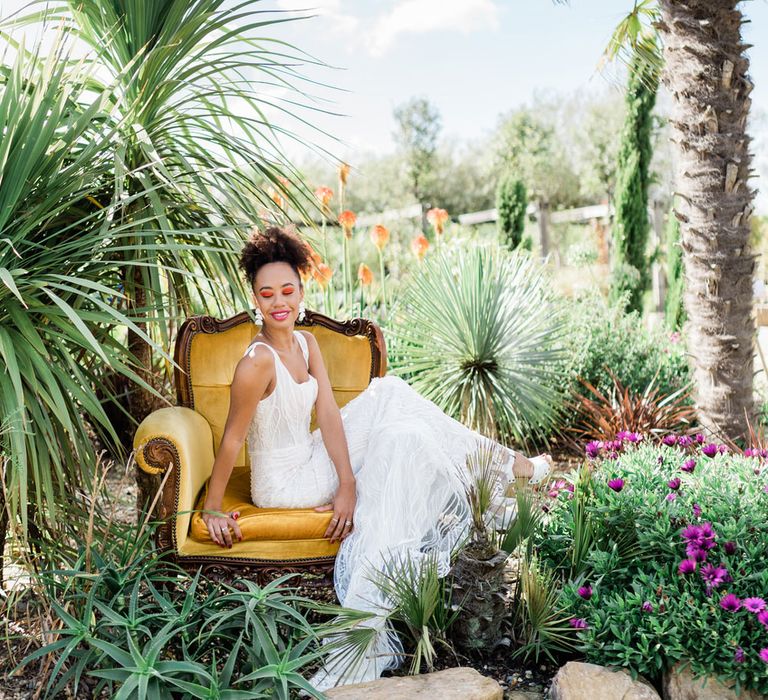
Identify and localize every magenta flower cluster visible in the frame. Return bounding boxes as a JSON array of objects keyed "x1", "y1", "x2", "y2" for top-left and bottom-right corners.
[
  {"x1": 678, "y1": 522, "x2": 733, "y2": 595},
  {"x1": 547, "y1": 479, "x2": 574, "y2": 500},
  {"x1": 584, "y1": 431, "x2": 642, "y2": 460}
]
